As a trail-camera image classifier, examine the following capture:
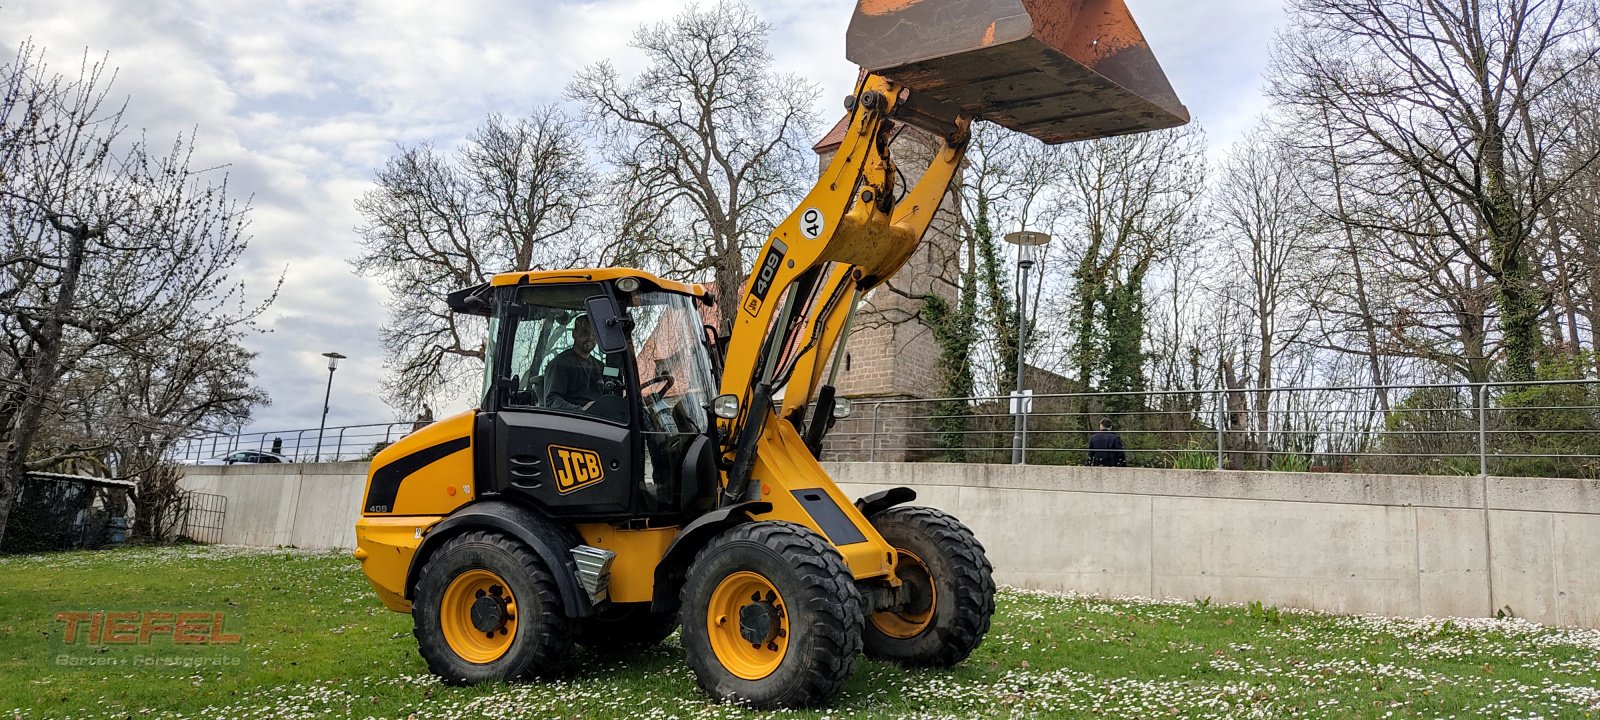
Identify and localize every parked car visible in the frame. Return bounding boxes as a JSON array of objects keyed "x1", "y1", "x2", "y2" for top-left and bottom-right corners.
[{"x1": 199, "y1": 450, "x2": 292, "y2": 465}]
